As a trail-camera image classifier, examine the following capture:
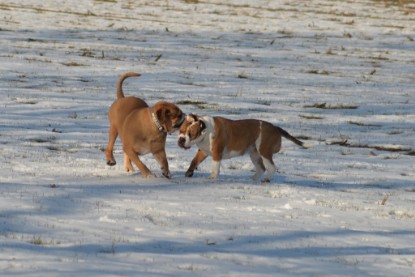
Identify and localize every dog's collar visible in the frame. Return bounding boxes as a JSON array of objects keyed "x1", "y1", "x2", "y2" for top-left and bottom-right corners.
[
  {"x1": 152, "y1": 112, "x2": 165, "y2": 132},
  {"x1": 174, "y1": 113, "x2": 186, "y2": 128}
]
